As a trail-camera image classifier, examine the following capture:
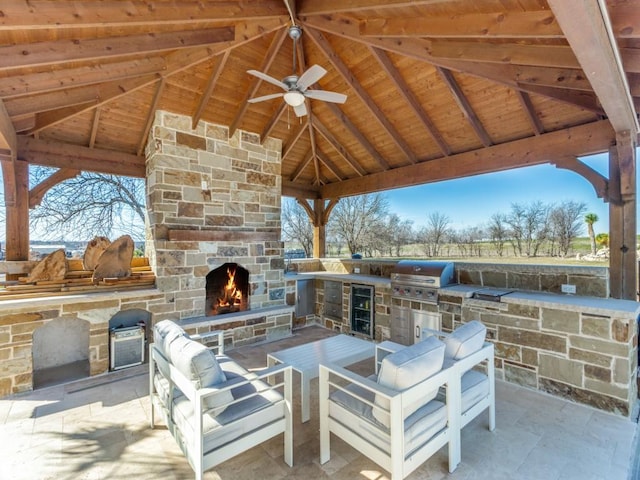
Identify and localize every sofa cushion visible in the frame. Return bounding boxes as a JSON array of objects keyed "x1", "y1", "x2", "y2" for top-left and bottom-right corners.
[
  {"x1": 153, "y1": 320, "x2": 188, "y2": 360},
  {"x1": 169, "y1": 336, "x2": 233, "y2": 411},
  {"x1": 373, "y1": 336, "x2": 445, "y2": 427},
  {"x1": 444, "y1": 320, "x2": 486, "y2": 360}
]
